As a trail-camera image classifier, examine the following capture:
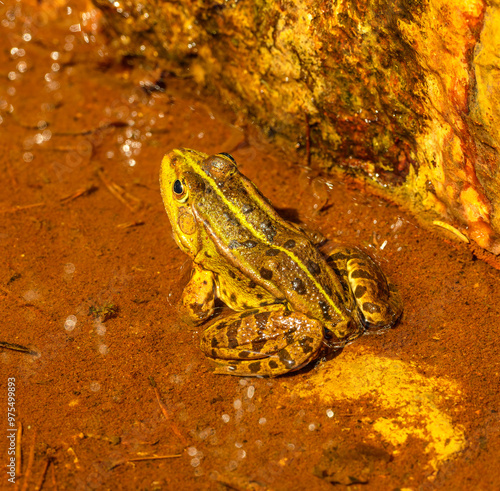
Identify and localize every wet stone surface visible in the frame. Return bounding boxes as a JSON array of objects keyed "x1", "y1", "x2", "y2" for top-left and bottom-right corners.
[{"x1": 1, "y1": 1, "x2": 500, "y2": 490}]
